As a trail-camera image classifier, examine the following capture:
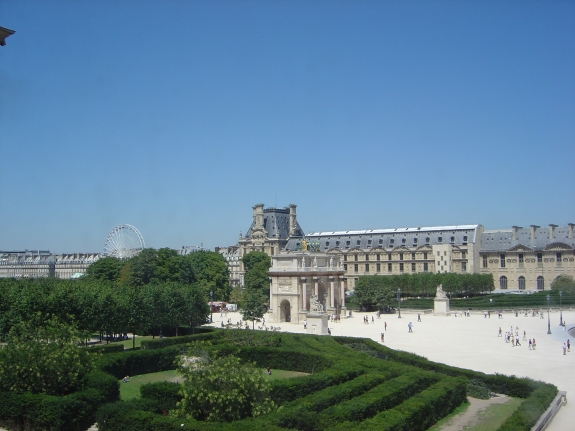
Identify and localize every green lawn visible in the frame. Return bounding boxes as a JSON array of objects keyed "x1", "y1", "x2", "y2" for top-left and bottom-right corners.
[
  {"x1": 119, "y1": 368, "x2": 309, "y2": 401},
  {"x1": 120, "y1": 369, "x2": 180, "y2": 401},
  {"x1": 428, "y1": 397, "x2": 522, "y2": 431}
]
